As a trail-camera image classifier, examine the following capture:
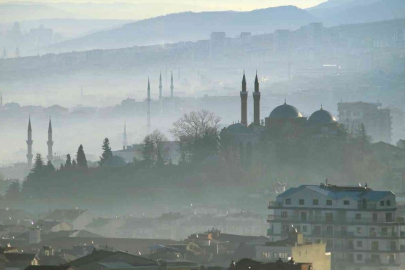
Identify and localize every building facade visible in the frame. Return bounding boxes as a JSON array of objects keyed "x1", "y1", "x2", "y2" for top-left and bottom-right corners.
[
  {"x1": 338, "y1": 102, "x2": 392, "y2": 143},
  {"x1": 267, "y1": 183, "x2": 405, "y2": 270}
]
